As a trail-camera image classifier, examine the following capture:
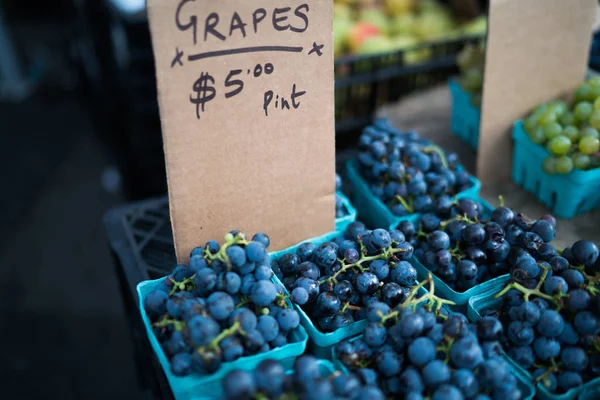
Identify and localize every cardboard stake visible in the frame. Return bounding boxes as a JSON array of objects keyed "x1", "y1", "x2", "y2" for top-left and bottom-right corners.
[
  {"x1": 478, "y1": 0, "x2": 596, "y2": 185},
  {"x1": 146, "y1": 1, "x2": 335, "y2": 263}
]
